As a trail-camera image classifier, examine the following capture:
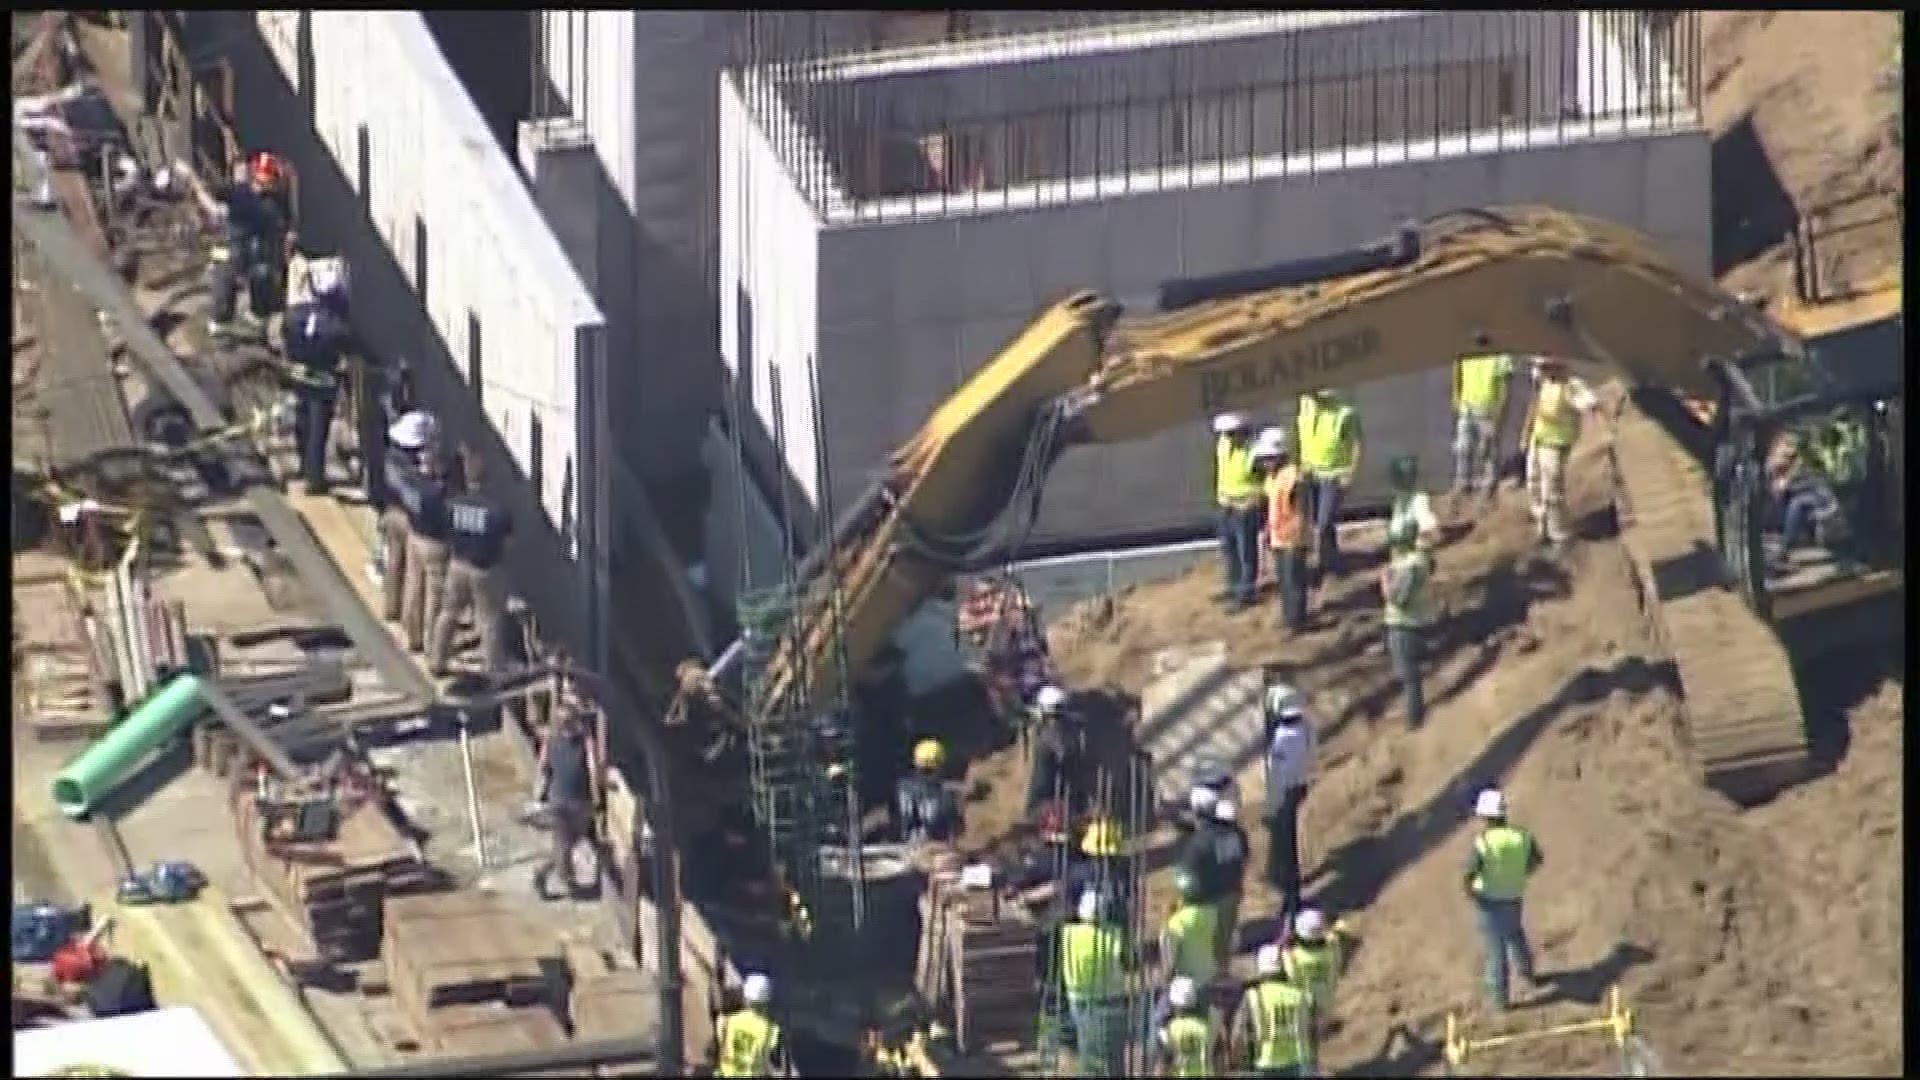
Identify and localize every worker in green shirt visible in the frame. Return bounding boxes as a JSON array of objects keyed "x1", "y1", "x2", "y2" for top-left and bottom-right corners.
[
  {"x1": 1466, "y1": 787, "x2": 1543, "y2": 1010},
  {"x1": 1378, "y1": 530, "x2": 1436, "y2": 730},
  {"x1": 1452, "y1": 349, "x2": 1516, "y2": 499}
]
